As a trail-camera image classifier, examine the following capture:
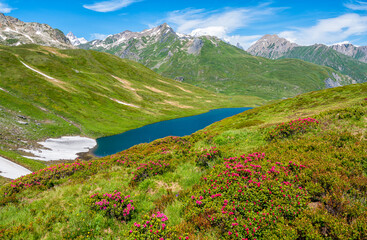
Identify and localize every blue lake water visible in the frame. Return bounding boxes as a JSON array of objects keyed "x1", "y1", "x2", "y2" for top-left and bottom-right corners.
[{"x1": 93, "y1": 107, "x2": 252, "y2": 157}]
